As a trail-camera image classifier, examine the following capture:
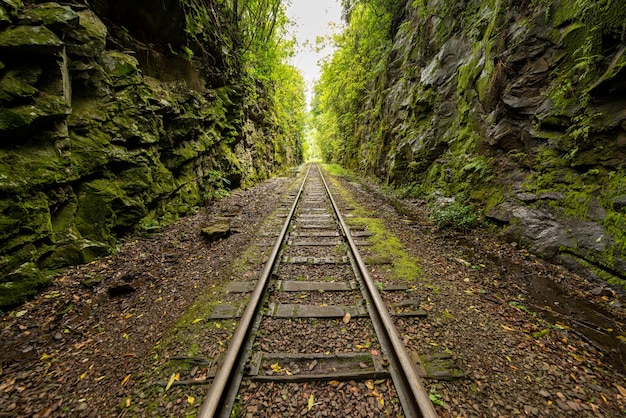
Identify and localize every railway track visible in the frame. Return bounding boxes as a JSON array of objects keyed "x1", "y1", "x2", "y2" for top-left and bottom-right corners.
[{"x1": 198, "y1": 164, "x2": 437, "y2": 417}]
